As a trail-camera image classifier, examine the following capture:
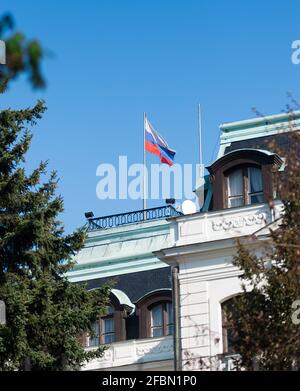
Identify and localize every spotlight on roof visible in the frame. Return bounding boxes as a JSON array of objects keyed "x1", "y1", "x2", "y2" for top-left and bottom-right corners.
[
  {"x1": 84, "y1": 211, "x2": 94, "y2": 219},
  {"x1": 165, "y1": 198, "x2": 175, "y2": 205}
]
